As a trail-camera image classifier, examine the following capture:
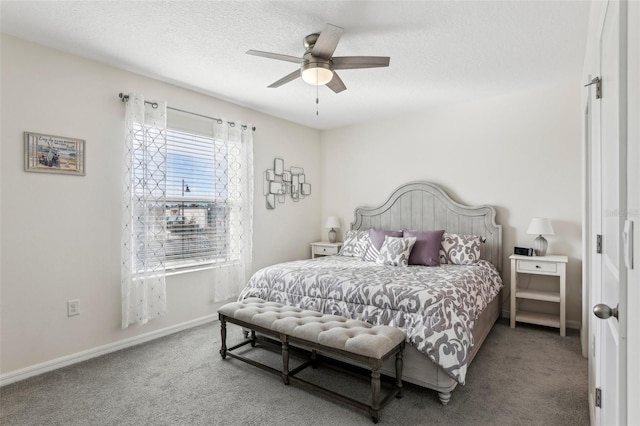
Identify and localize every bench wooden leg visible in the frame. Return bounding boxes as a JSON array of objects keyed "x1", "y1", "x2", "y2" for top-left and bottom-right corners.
[
  {"x1": 395, "y1": 348, "x2": 404, "y2": 398},
  {"x1": 281, "y1": 334, "x2": 290, "y2": 385},
  {"x1": 219, "y1": 316, "x2": 227, "y2": 360},
  {"x1": 370, "y1": 368, "x2": 381, "y2": 423},
  {"x1": 218, "y1": 312, "x2": 403, "y2": 423}
]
